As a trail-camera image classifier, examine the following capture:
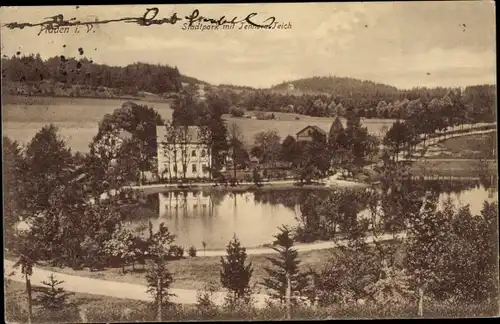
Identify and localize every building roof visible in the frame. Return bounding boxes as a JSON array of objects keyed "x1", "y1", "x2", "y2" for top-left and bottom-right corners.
[
  {"x1": 296, "y1": 125, "x2": 328, "y2": 136},
  {"x1": 156, "y1": 125, "x2": 204, "y2": 144}
]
